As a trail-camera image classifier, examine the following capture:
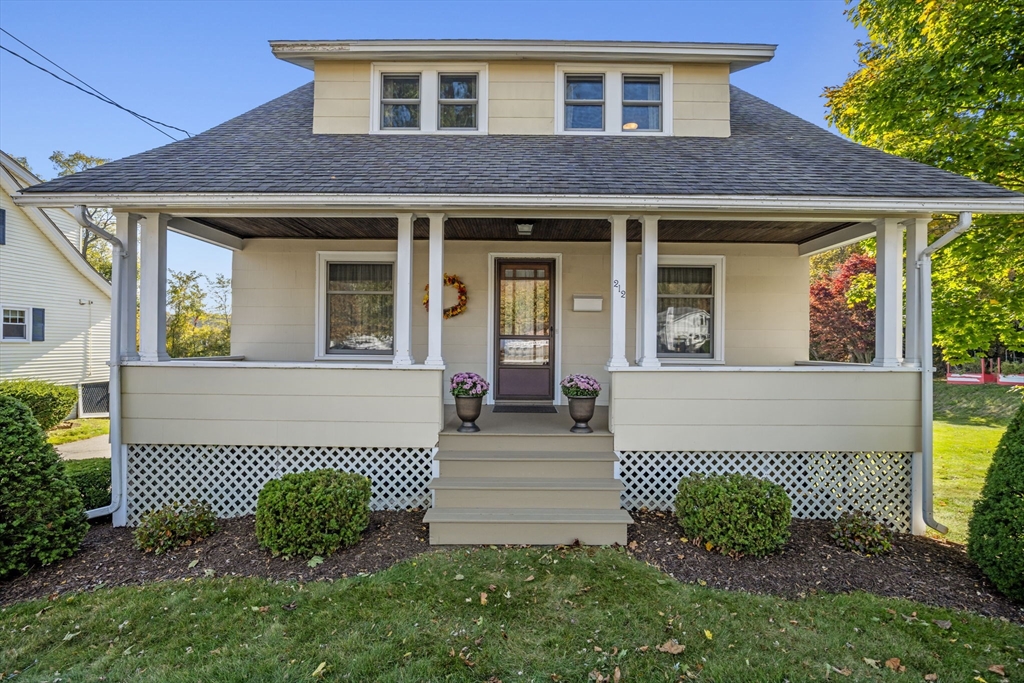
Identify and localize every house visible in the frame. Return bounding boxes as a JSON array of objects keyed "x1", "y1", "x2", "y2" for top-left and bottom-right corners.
[
  {"x1": 0, "y1": 151, "x2": 111, "y2": 416},
  {"x1": 14, "y1": 40, "x2": 1023, "y2": 543}
]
